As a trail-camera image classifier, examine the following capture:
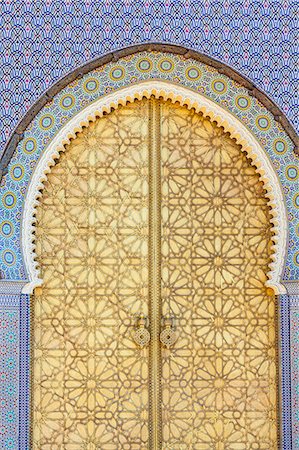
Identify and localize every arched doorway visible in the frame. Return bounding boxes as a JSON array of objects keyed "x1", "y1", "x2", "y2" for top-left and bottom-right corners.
[{"x1": 32, "y1": 98, "x2": 278, "y2": 449}]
